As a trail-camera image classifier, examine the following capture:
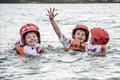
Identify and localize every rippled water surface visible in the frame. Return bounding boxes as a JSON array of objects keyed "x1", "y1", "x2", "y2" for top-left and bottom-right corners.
[{"x1": 0, "y1": 3, "x2": 120, "y2": 80}]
